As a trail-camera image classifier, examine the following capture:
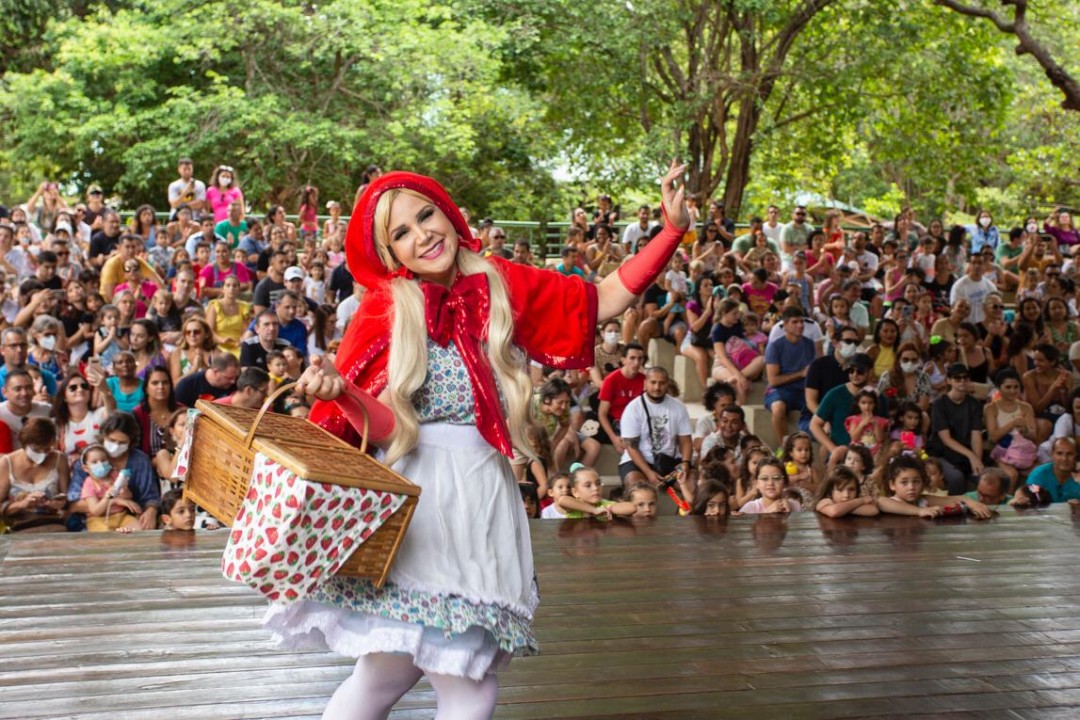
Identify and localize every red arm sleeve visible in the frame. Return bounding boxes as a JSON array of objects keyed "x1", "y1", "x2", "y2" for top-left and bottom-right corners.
[{"x1": 492, "y1": 258, "x2": 598, "y2": 370}]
